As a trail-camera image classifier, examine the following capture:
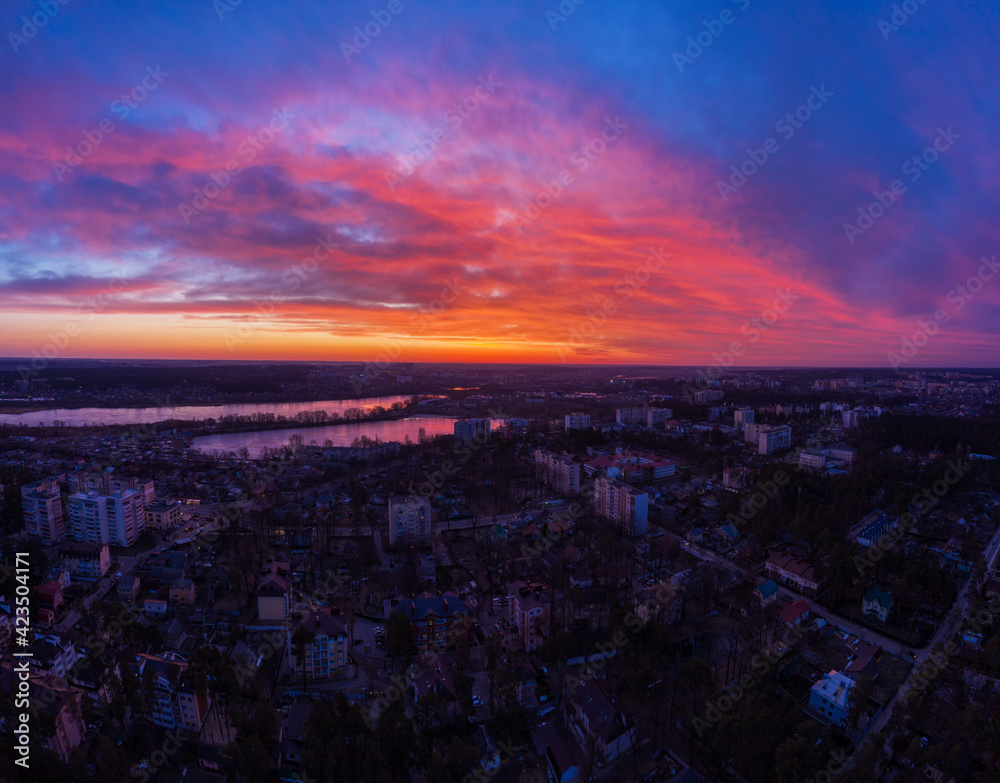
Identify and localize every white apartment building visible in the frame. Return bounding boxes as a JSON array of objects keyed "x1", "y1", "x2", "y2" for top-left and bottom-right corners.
[
  {"x1": 22, "y1": 478, "x2": 66, "y2": 545},
  {"x1": 594, "y1": 476, "x2": 648, "y2": 537},
  {"x1": 69, "y1": 489, "x2": 145, "y2": 546},
  {"x1": 564, "y1": 412, "x2": 591, "y2": 430},
  {"x1": 734, "y1": 408, "x2": 755, "y2": 427},
  {"x1": 389, "y1": 495, "x2": 432, "y2": 547},
  {"x1": 758, "y1": 425, "x2": 791, "y2": 455},
  {"x1": 646, "y1": 408, "x2": 673, "y2": 427},
  {"x1": 534, "y1": 450, "x2": 581, "y2": 494}
]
